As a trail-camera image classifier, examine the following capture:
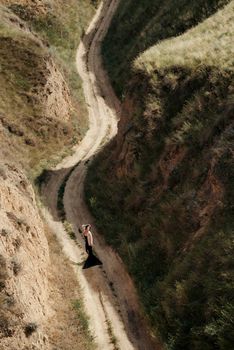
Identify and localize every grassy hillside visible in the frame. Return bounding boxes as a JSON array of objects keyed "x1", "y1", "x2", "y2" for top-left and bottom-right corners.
[
  {"x1": 17, "y1": 0, "x2": 98, "y2": 130},
  {"x1": 0, "y1": 0, "x2": 99, "y2": 177},
  {"x1": 86, "y1": 2, "x2": 234, "y2": 349},
  {"x1": 102, "y1": 0, "x2": 230, "y2": 98},
  {"x1": 0, "y1": 1, "x2": 99, "y2": 347},
  {"x1": 0, "y1": 7, "x2": 69, "y2": 174}
]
